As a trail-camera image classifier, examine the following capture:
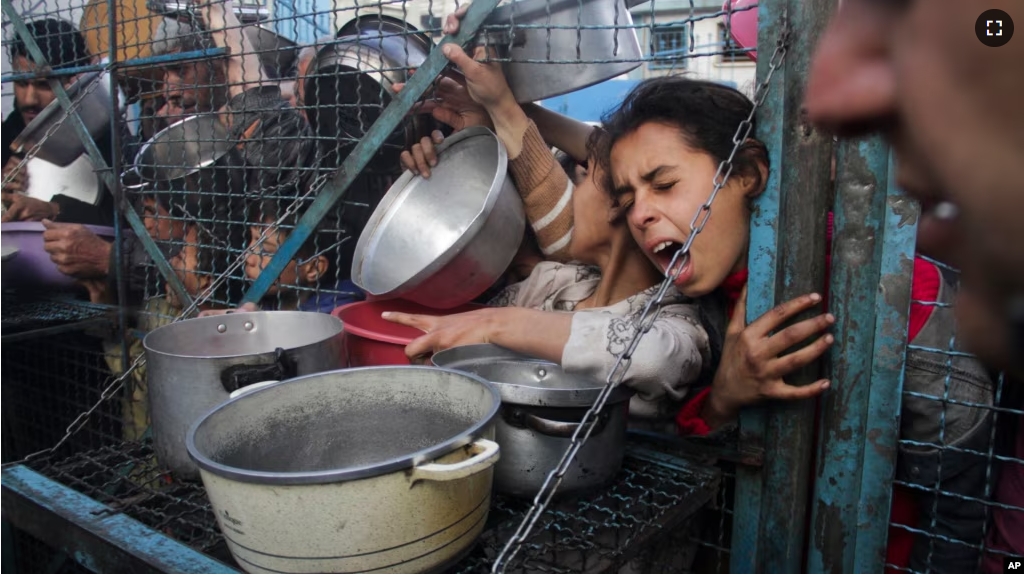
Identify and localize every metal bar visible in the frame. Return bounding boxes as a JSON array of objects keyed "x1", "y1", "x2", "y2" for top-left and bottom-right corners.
[
  {"x1": 0, "y1": 48, "x2": 229, "y2": 83},
  {"x1": 108, "y1": 0, "x2": 131, "y2": 375},
  {"x1": 0, "y1": 1, "x2": 195, "y2": 308},
  {"x1": 806, "y1": 136, "x2": 889, "y2": 572},
  {"x1": 730, "y1": 0, "x2": 785, "y2": 569},
  {"x1": 241, "y1": 0, "x2": 504, "y2": 304},
  {"x1": 734, "y1": 0, "x2": 835, "y2": 571},
  {"x1": 1, "y1": 465, "x2": 237, "y2": 573},
  {"x1": 1, "y1": 317, "x2": 111, "y2": 344},
  {"x1": 853, "y1": 153, "x2": 915, "y2": 573}
]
